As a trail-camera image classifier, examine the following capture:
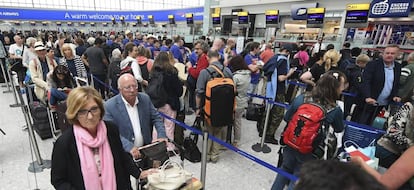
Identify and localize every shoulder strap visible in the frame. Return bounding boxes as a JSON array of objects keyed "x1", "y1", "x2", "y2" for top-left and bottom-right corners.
[
  {"x1": 210, "y1": 64, "x2": 225, "y2": 78},
  {"x1": 33, "y1": 58, "x2": 38, "y2": 72}
]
